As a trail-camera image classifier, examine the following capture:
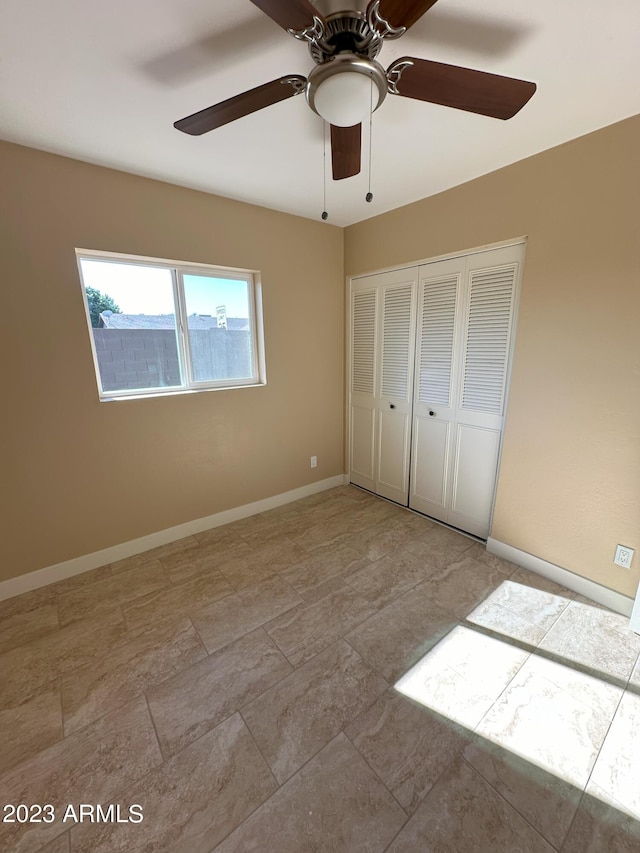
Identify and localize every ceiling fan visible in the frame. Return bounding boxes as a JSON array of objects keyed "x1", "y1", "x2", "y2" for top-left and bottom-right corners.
[{"x1": 174, "y1": 0, "x2": 536, "y2": 181}]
